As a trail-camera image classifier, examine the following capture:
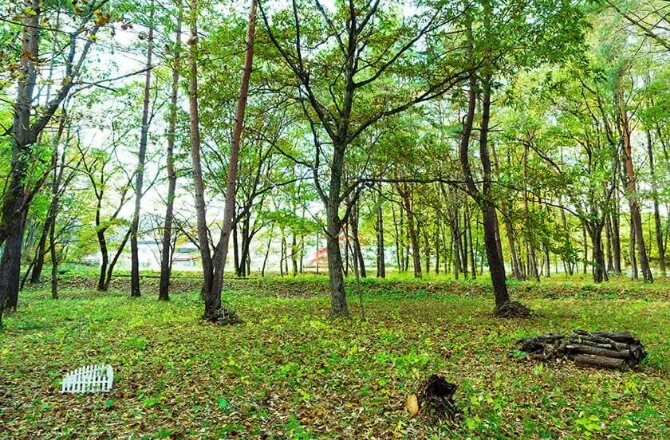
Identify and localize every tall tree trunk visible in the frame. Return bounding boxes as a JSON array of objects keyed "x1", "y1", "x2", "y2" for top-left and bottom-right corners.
[
  {"x1": 492, "y1": 144, "x2": 523, "y2": 280},
  {"x1": 617, "y1": 81, "x2": 652, "y2": 282},
  {"x1": 398, "y1": 183, "x2": 421, "y2": 278},
  {"x1": 477, "y1": 73, "x2": 510, "y2": 308},
  {"x1": 582, "y1": 224, "x2": 588, "y2": 275},
  {"x1": 188, "y1": 0, "x2": 215, "y2": 302},
  {"x1": 205, "y1": 0, "x2": 257, "y2": 320},
  {"x1": 375, "y1": 189, "x2": 386, "y2": 278},
  {"x1": 434, "y1": 218, "x2": 441, "y2": 275},
  {"x1": 159, "y1": 2, "x2": 183, "y2": 301},
  {"x1": 461, "y1": 209, "x2": 469, "y2": 278},
  {"x1": 647, "y1": 130, "x2": 666, "y2": 277},
  {"x1": 326, "y1": 145, "x2": 348, "y2": 317},
  {"x1": 611, "y1": 190, "x2": 622, "y2": 274},
  {"x1": 392, "y1": 204, "x2": 402, "y2": 272},
  {"x1": 49, "y1": 213, "x2": 58, "y2": 299},
  {"x1": 130, "y1": 0, "x2": 155, "y2": 298},
  {"x1": 31, "y1": 119, "x2": 67, "y2": 286},
  {"x1": 0, "y1": 0, "x2": 40, "y2": 322}
]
